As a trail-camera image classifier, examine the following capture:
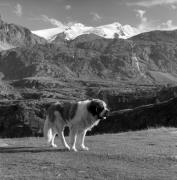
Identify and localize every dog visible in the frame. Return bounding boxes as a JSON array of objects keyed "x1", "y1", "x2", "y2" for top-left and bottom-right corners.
[{"x1": 43, "y1": 99, "x2": 109, "y2": 151}]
